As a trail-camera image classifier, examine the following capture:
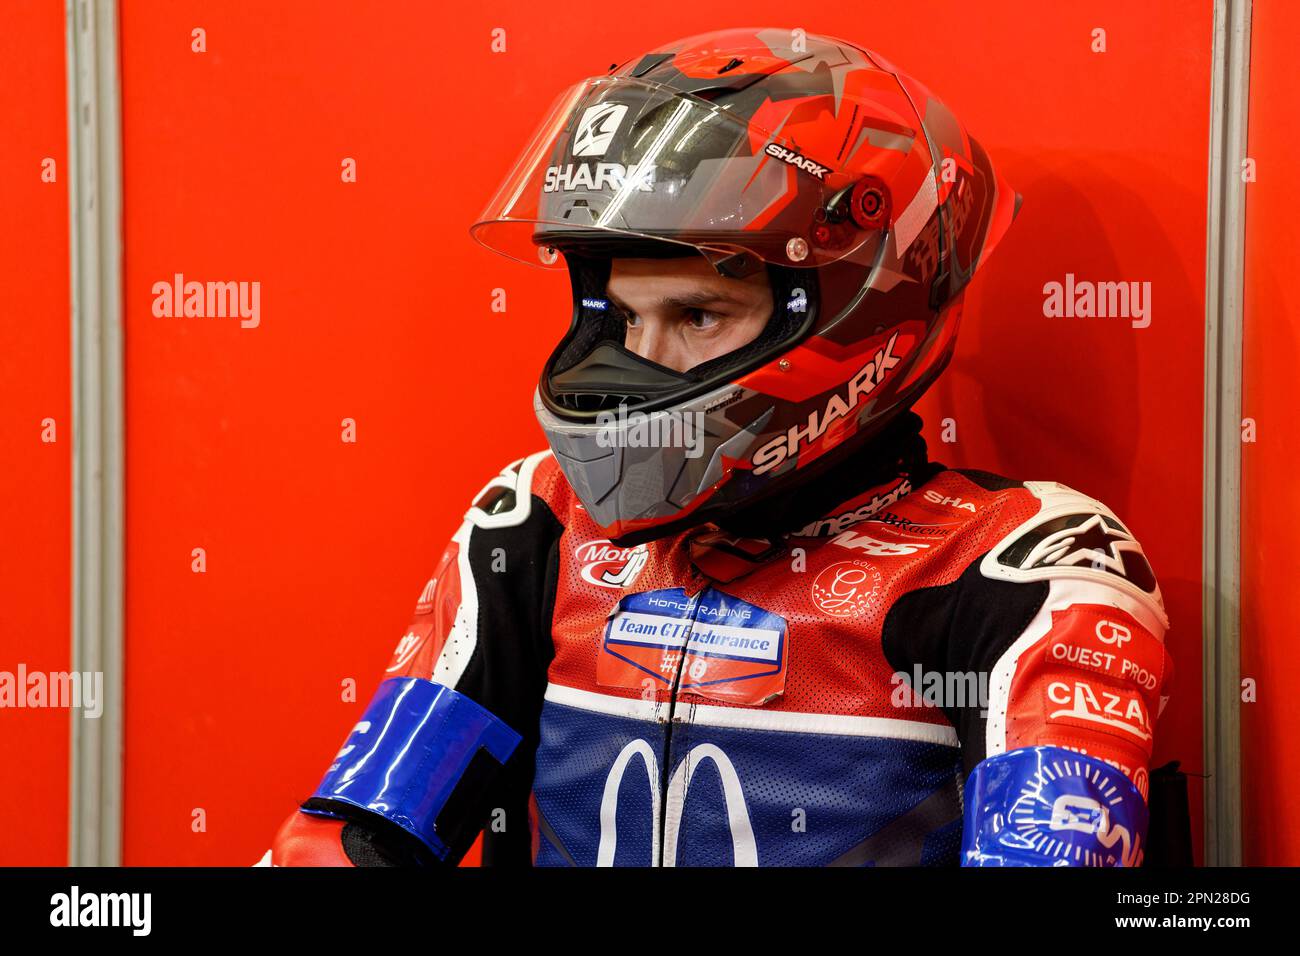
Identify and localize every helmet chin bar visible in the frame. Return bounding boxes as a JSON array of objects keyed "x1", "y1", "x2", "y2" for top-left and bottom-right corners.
[{"x1": 535, "y1": 383, "x2": 778, "y2": 545}]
